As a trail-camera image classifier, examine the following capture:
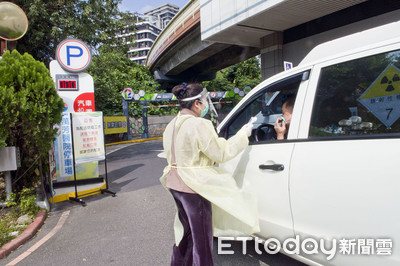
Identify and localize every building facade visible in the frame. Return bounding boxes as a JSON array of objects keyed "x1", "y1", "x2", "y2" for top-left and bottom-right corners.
[
  {"x1": 127, "y1": 21, "x2": 161, "y2": 65},
  {"x1": 144, "y1": 4, "x2": 180, "y2": 30},
  {"x1": 116, "y1": 4, "x2": 179, "y2": 65}
]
